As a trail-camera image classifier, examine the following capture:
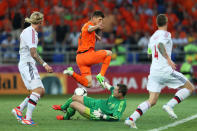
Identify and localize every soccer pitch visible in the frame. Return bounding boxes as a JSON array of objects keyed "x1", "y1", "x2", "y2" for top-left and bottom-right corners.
[{"x1": 0, "y1": 94, "x2": 197, "y2": 131}]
